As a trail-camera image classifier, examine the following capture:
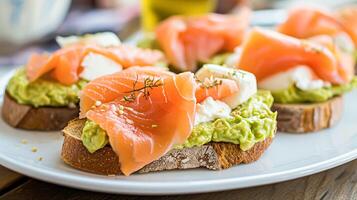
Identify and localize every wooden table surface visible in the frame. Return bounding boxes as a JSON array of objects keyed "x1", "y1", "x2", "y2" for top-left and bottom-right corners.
[{"x1": 0, "y1": 159, "x2": 356, "y2": 200}]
